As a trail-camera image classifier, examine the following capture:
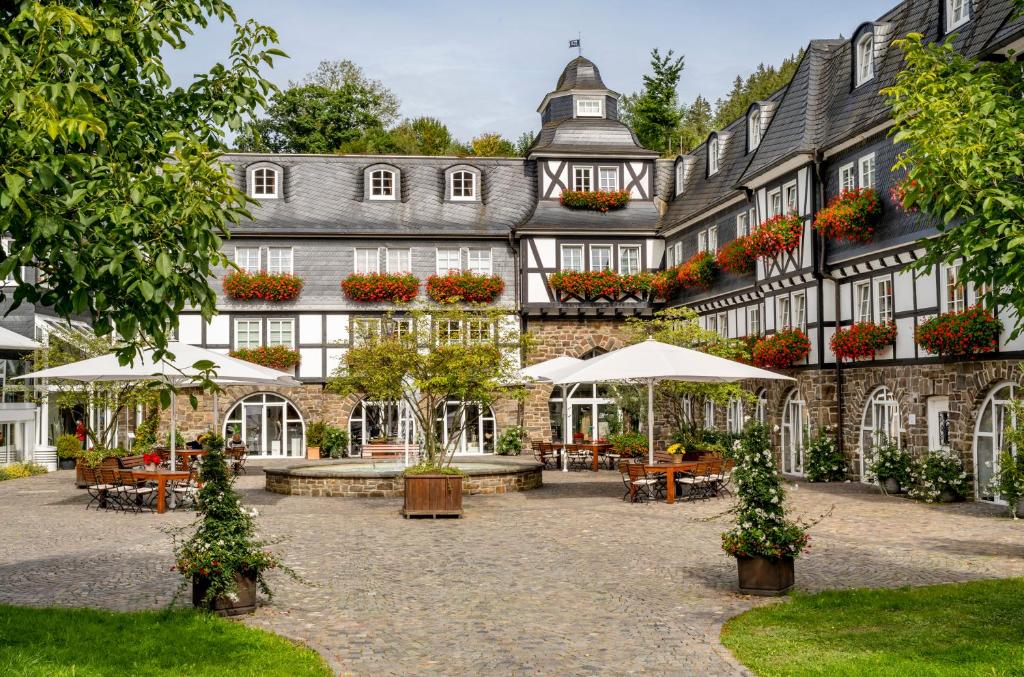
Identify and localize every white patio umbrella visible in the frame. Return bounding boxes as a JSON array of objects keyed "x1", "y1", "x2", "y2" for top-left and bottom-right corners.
[
  {"x1": 17, "y1": 342, "x2": 299, "y2": 469},
  {"x1": 0, "y1": 326, "x2": 39, "y2": 351},
  {"x1": 519, "y1": 355, "x2": 586, "y2": 472},
  {"x1": 553, "y1": 338, "x2": 793, "y2": 464}
]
